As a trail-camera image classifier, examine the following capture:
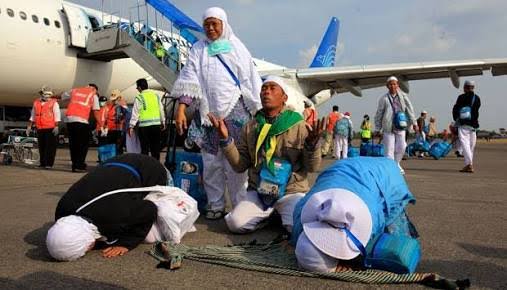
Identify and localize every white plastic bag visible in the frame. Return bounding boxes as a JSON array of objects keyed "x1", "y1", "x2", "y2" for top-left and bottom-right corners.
[
  {"x1": 126, "y1": 130, "x2": 141, "y2": 153},
  {"x1": 144, "y1": 186, "x2": 200, "y2": 244}
]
